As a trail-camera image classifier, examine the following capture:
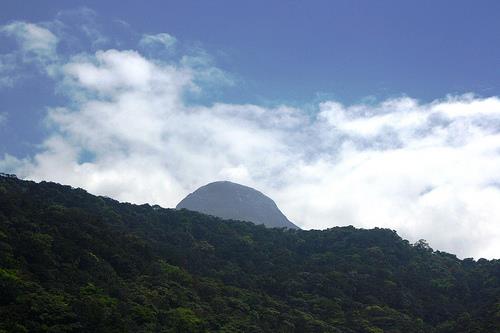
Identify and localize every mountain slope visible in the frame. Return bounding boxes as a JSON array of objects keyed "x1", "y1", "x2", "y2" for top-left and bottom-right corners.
[
  {"x1": 0, "y1": 175, "x2": 499, "y2": 332},
  {"x1": 177, "y1": 181, "x2": 299, "y2": 229}
]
